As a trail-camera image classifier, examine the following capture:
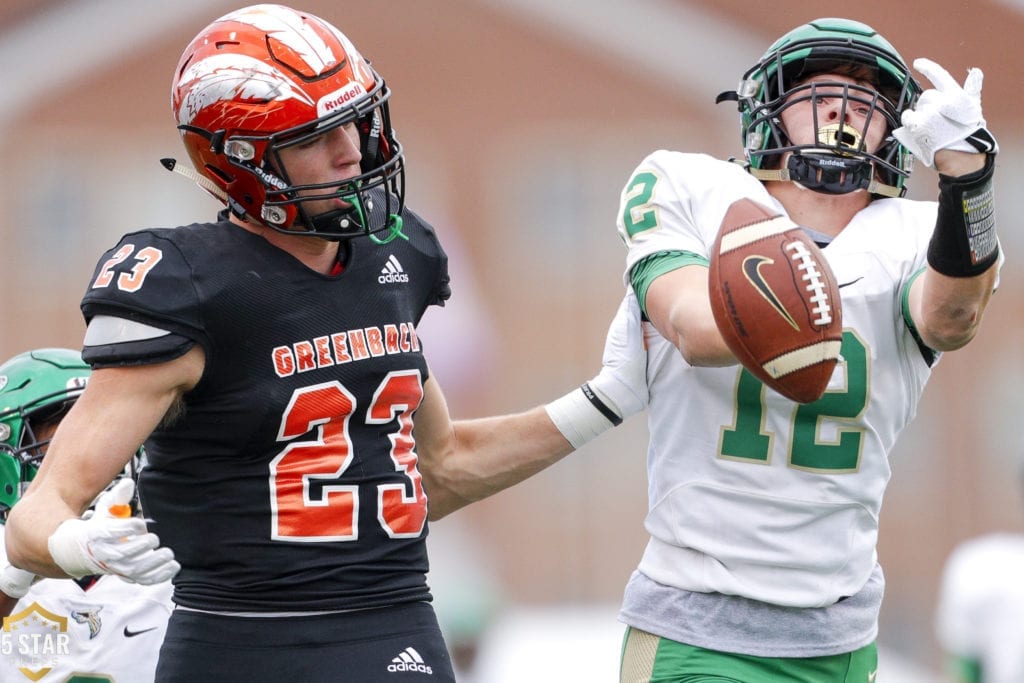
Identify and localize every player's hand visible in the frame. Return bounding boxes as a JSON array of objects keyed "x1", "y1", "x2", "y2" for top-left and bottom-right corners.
[
  {"x1": 47, "y1": 478, "x2": 180, "y2": 585},
  {"x1": 893, "y1": 58, "x2": 998, "y2": 168},
  {"x1": 0, "y1": 562, "x2": 36, "y2": 599},
  {"x1": 589, "y1": 289, "x2": 649, "y2": 420}
]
